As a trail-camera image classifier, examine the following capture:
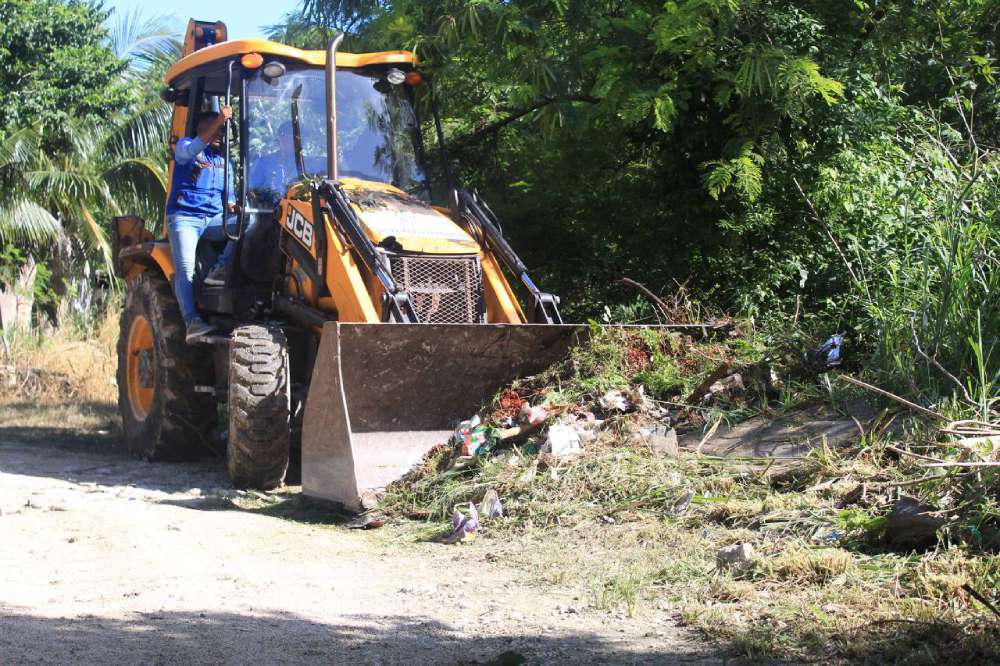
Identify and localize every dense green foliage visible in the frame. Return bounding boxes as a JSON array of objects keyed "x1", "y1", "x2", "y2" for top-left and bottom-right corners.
[
  {"x1": 1, "y1": 0, "x2": 998, "y2": 411},
  {"x1": 0, "y1": 0, "x2": 130, "y2": 136},
  {"x1": 288, "y1": 0, "x2": 1000, "y2": 408},
  {"x1": 0, "y1": 3, "x2": 177, "y2": 306}
]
